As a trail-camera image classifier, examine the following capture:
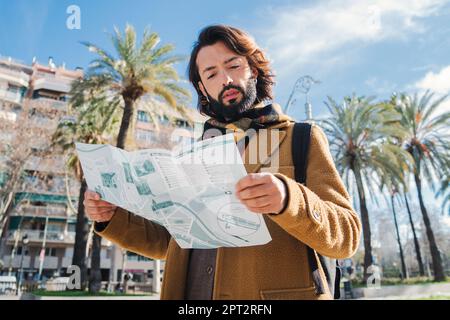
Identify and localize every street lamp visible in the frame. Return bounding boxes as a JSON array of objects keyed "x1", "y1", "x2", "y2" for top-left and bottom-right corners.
[
  {"x1": 17, "y1": 234, "x2": 29, "y2": 296},
  {"x1": 284, "y1": 75, "x2": 321, "y2": 121}
]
